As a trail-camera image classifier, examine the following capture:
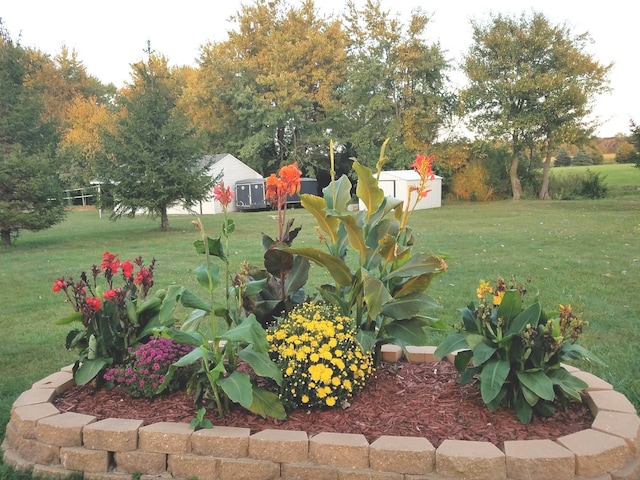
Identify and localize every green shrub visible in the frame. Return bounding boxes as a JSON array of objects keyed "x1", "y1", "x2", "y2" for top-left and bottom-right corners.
[{"x1": 435, "y1": 277, "x2": 603, "y2": 424}]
